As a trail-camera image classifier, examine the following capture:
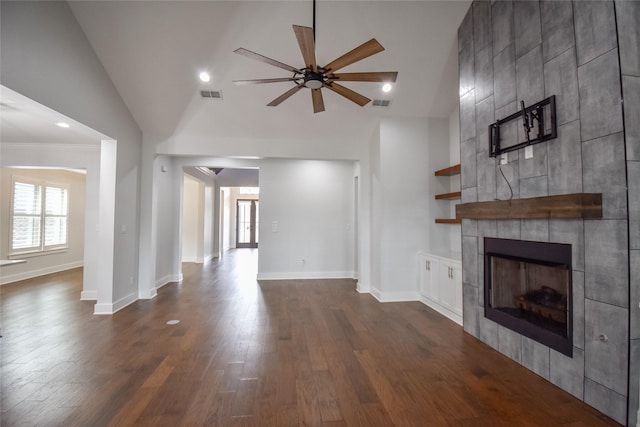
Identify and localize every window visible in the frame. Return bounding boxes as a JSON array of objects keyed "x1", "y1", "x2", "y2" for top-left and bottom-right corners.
[
  {"x1": 239, "y1": 187, "x2": 259, "y2": 195},
  {"x1": 10, "y1": 178, "x2": 69, "y2": 255}
]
